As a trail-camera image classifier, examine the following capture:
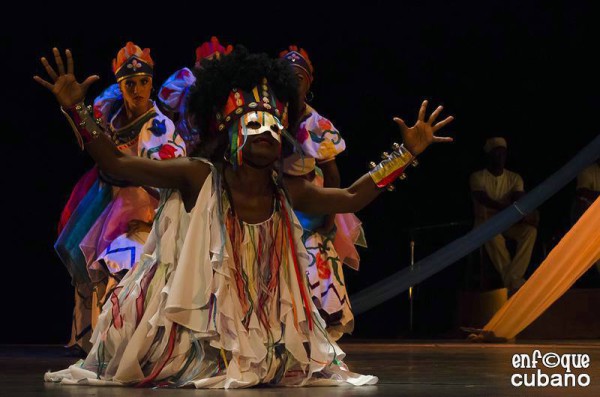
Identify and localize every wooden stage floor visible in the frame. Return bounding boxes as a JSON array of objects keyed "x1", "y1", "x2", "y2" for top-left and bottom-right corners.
[{"x1": 1, "y1": 341, "x2": 599, "y2": 396}]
